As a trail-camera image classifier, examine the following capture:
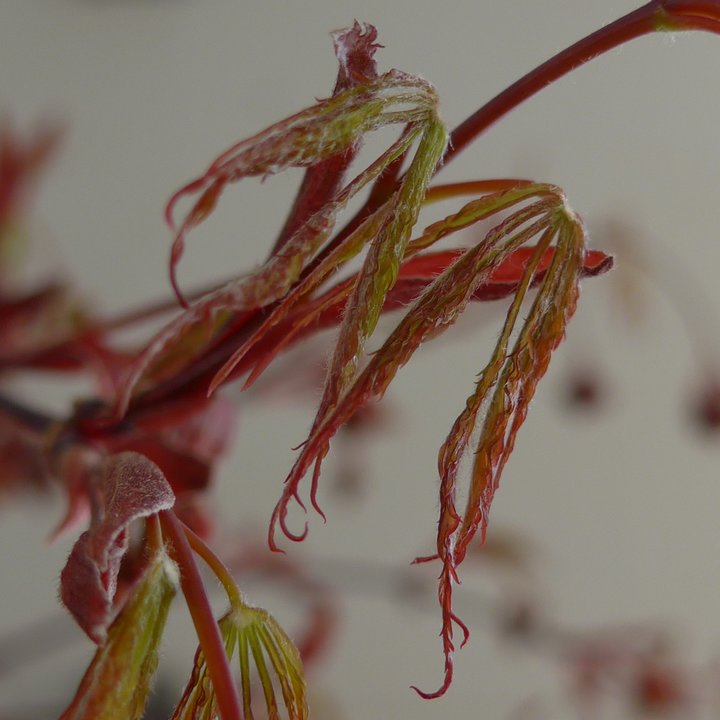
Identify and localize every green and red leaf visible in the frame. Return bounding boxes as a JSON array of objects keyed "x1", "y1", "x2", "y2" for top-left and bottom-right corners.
[
  {"x1": 172, "y1": 602, "x2": 308, "y2": 720},
  {"x1": 268, "y1": 189, "x2": 563, "y2": 545},
  {"x1": 418, "y1": 208, "x2": 588, "y2": 697},
  {"x1": 60, "y1": 547, "x2": 178, "y2": 720}
]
